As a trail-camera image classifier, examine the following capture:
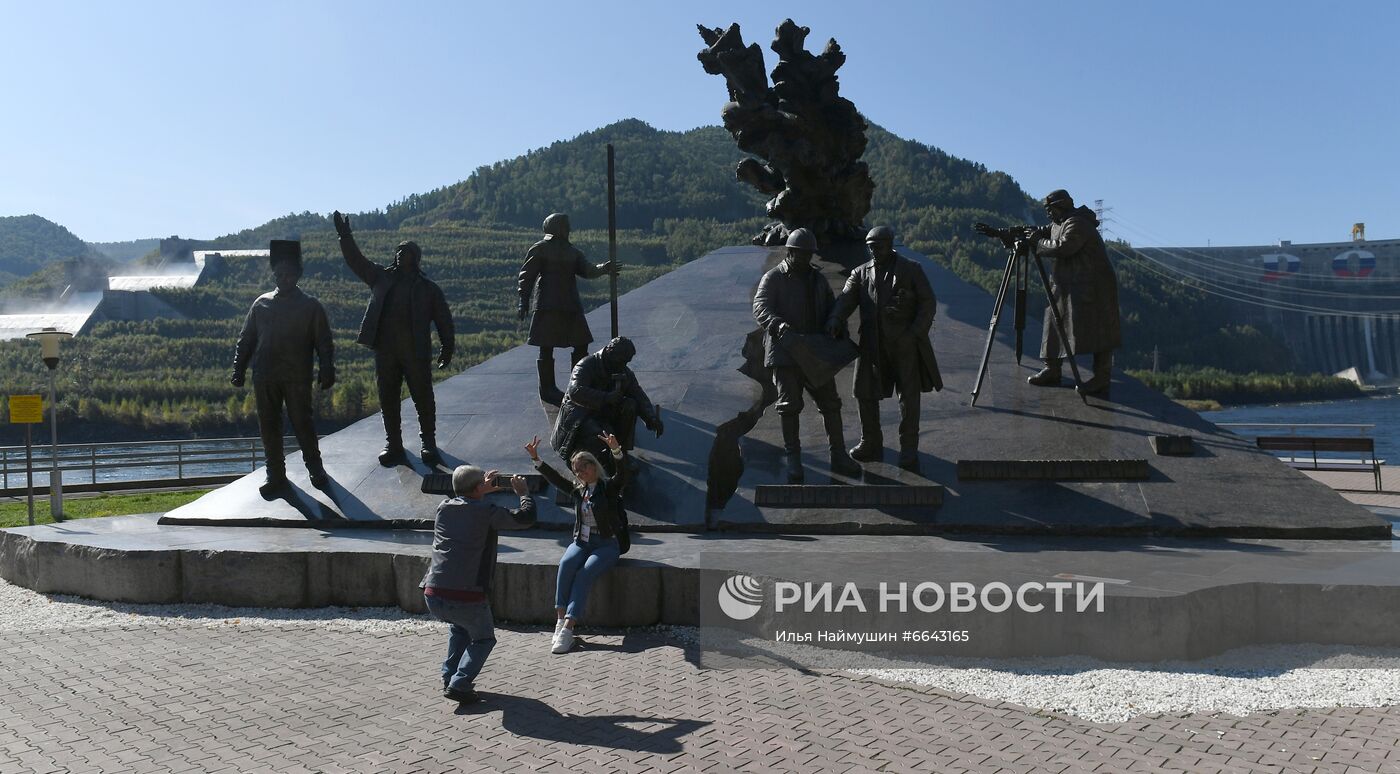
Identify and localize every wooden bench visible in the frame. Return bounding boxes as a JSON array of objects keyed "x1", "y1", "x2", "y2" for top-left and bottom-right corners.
[{"x1": 1255, "y1": 436, "x2": 1383, "y2": 491}]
